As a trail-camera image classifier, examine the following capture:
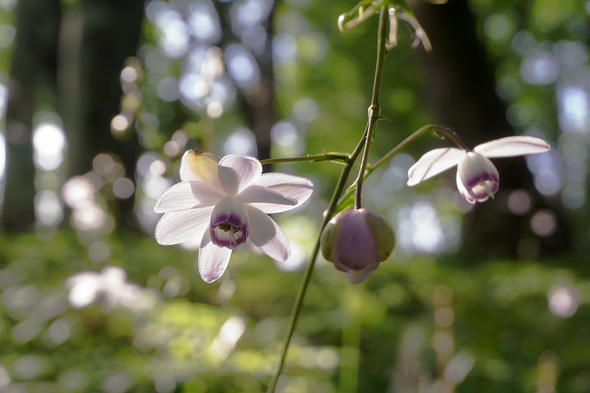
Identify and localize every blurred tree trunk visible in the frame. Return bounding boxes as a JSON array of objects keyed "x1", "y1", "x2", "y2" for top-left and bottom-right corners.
[
  {"x1": 215, "y1": 1, "x2": 275, "y2": 164},
  {"x1": 64, "y1": 0, "x2": 145, "y2": 228},
  {"x1": 241, "y1": 7, "x2": 276, "y2": 164},
  {"x1": 413, "y1": 0, "x2": 569, "y2": 260},
  {"x1": 2, "y1": 0, "x2": 61, "y2": 231},
  {"x1": 3, "y1": 0, "x2": 145, "y2": 231}
]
